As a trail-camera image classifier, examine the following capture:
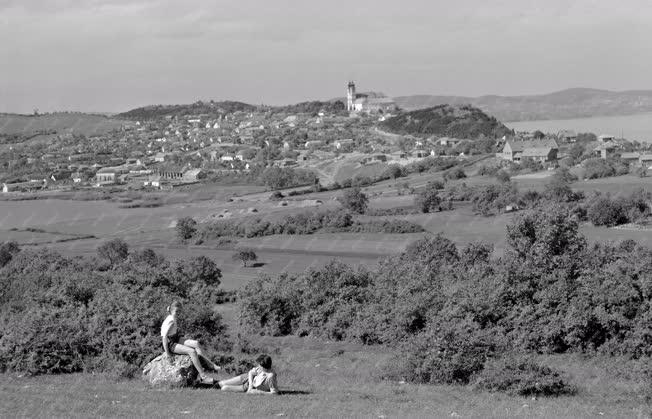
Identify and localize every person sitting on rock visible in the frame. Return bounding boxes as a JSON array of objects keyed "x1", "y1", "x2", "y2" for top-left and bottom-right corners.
[
  {"x1": 161, "y1": 300, "x2": 221, "y2": 385},
  {"x1": 218, "y1": 354, "x2": 279, "y2": 395}
]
